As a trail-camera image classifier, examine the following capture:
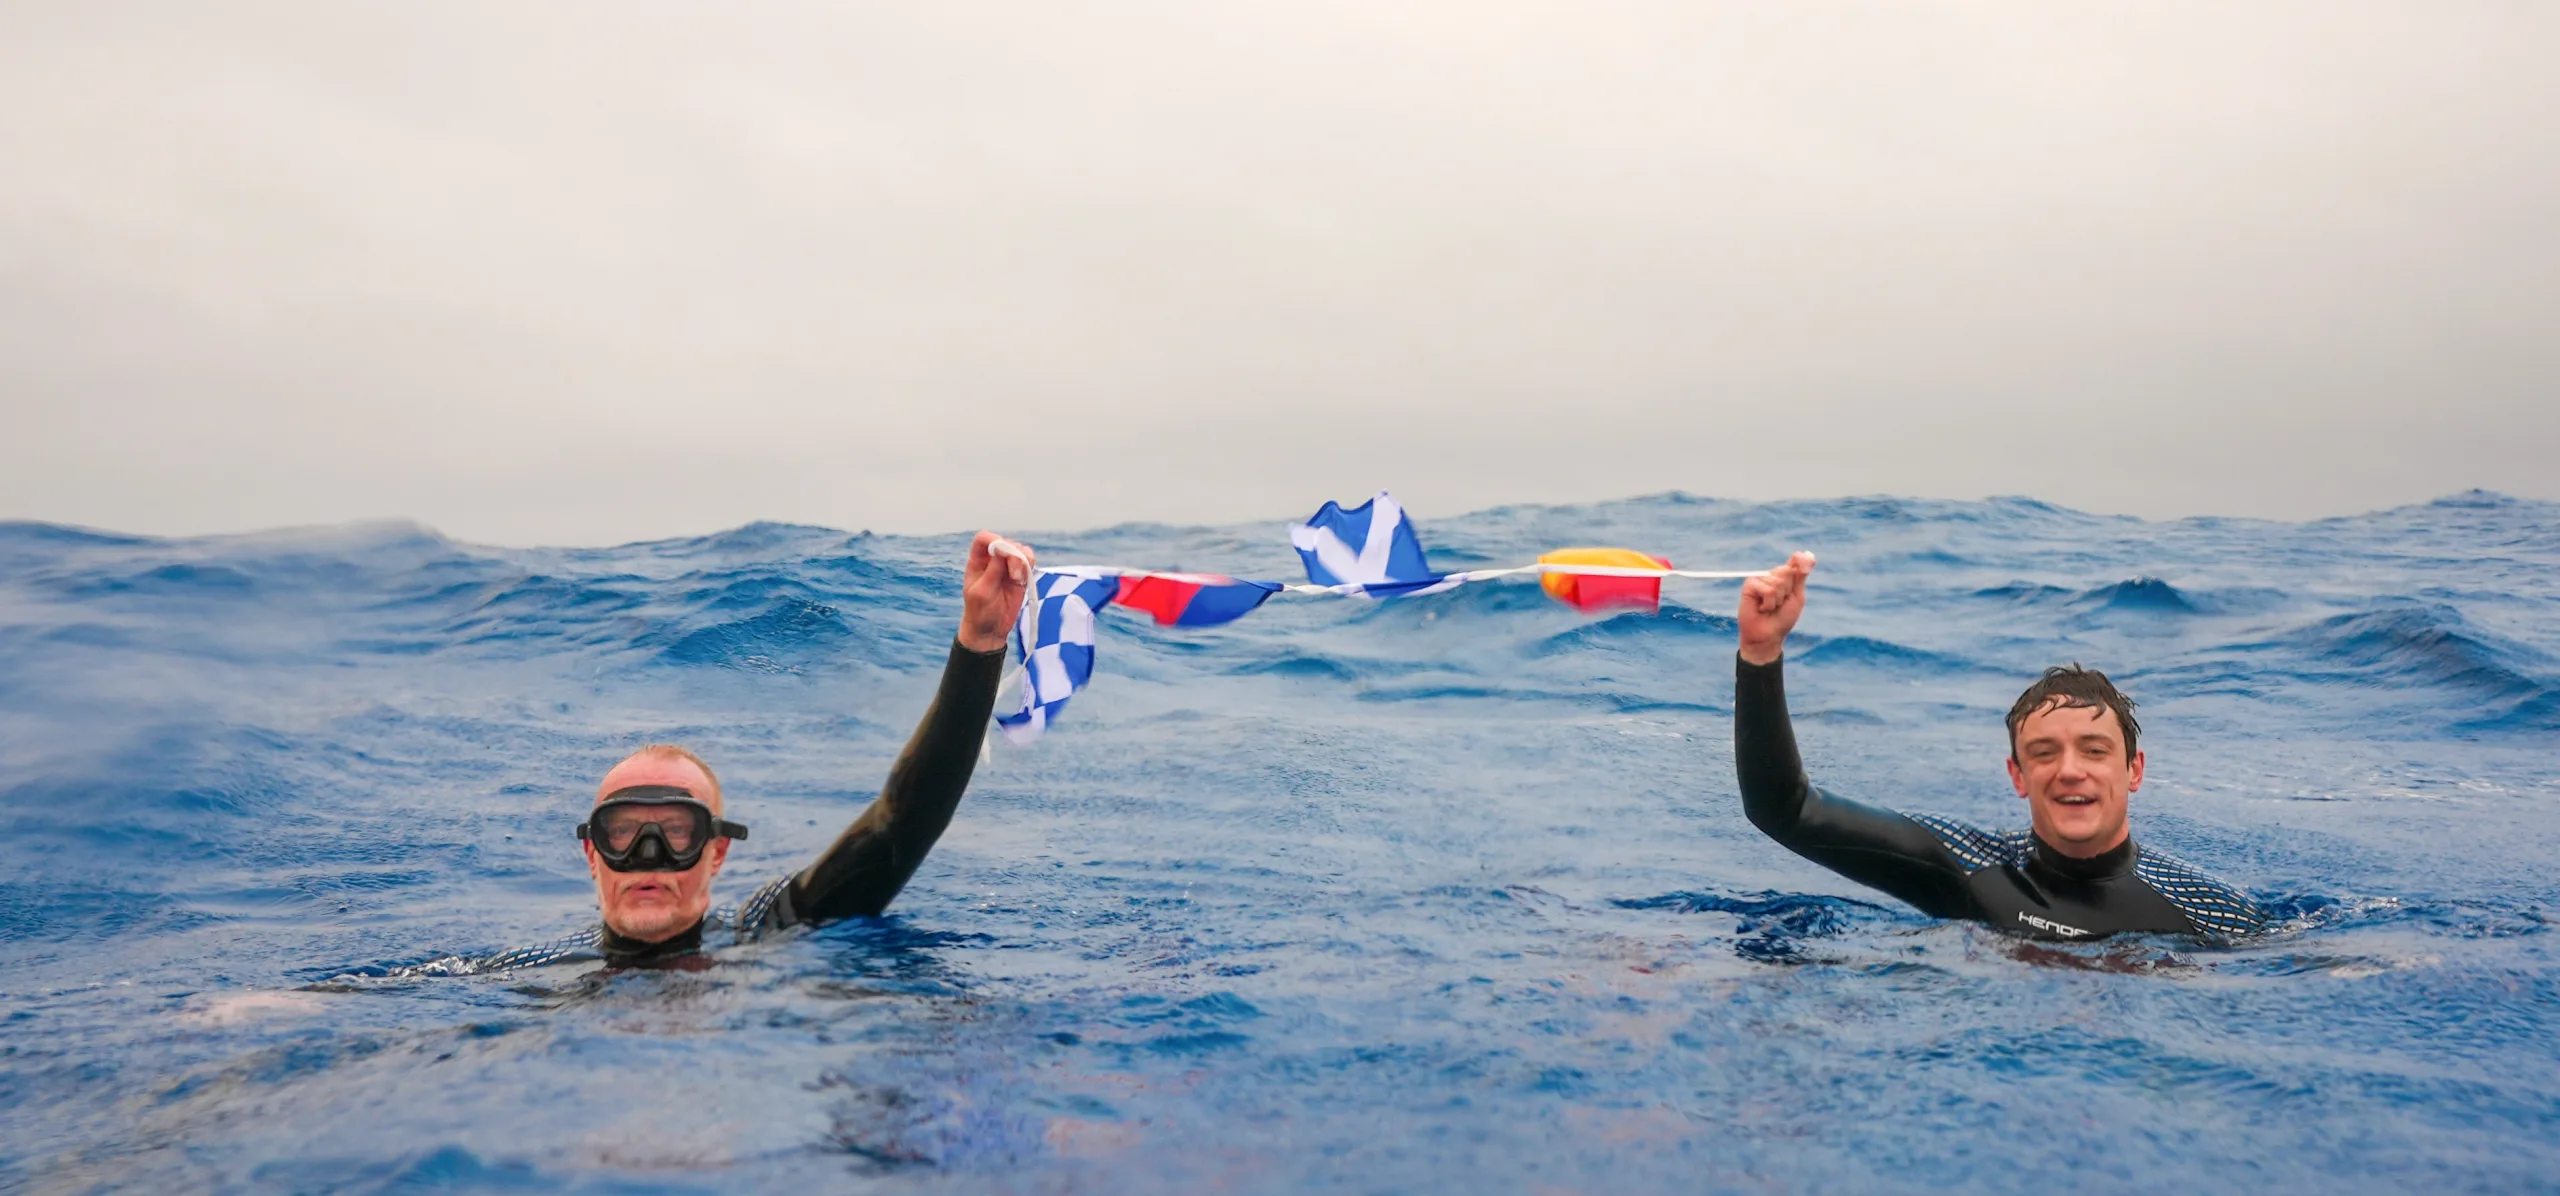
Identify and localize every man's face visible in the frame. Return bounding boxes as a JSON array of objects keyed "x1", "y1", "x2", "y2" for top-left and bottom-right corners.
[
  {"x1": 2006, "y1": 700, "x2": 2143, "y2": 858},
  {"x1": 586, "y1": 755, "x2": 728, "y2": 941}
]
